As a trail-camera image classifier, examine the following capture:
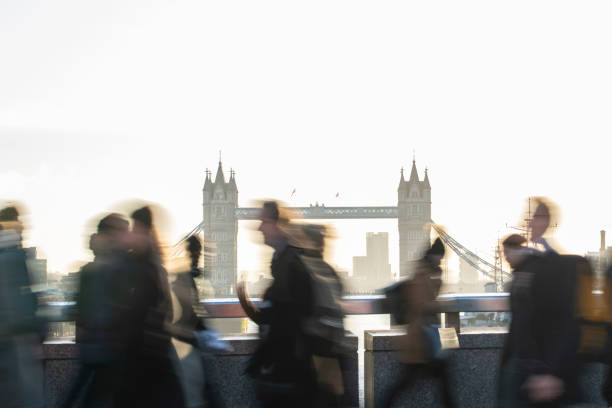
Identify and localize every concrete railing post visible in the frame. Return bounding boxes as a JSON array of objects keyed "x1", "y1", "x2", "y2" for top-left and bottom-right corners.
[{"x1": 444, "y1": 312, "x2": 461, "y2": 334}]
